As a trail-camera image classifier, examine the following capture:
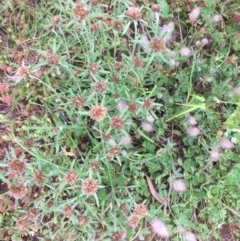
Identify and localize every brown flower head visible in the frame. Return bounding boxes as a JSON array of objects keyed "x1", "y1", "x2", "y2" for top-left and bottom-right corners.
[
  {"x1": 151, "y1": 4, "x2": 161, "y2": 12},
  {"x1": 113, "y1": 20, "x2": 123, "y2": 31},
  {"x1": 8, "y1": 182, "x2": 28, "y2": 199},
  {"x1": 8, "y1": 160, "x2": 26, "y2": 174},
  {"x1": 128, "y1": 215, "x2": 139, "y2": 228},
  {"x1": 151, "y1": 38, "x2": 166, "y2": 52},
  {"x1": 65, "y1": 171, "x2": 78, "y2": 185},
  {"x1": 95, "y1": 82, "x2": 108, "y2": 93},
  {"x1": 89, "y1": 105, "x2": 107, "y2": 121},
  {"x1": 110, "y1": 116, "x2": 124, "y2": 130},
  {"x1": 126, "y1": 6, "x2": 142, "y2": 21},
  {"x1": 90, "y1": 161, "x2": 99, "y2": 172},
  {"x1": 143, "y1": 98, "x2": 154, "y2": 109},
  {"x1": 88, "y1": 63, "x2": 99, "y2": 74},
  {"x1": 34, "y1": 170, "x2": 45, "y2": 185},
  {"x1": 81, "y1": 178, "x2": 98, "y2": 195},
  {"x1": 114, "y1": 62, "x2": 123, "y2": 71},
  {"x1": 73, "y1": 3, "x2": 89, "y2": 20},
  {"x1": 133, "y1": 57, "x2": 144, "y2": 68},
  {"x1": 133, "y1": 204, "x2": 148, "y2": 218},
  {"x1": 16, "y1": 216, "x2": 33, "y2": 234},
  {"x1": 128, "y1": 102, "x2": 138, "y2": 113},
  {"x1": 73, "y1": 96, "x2": 85, "y2": 108},
  {"x1": 63, "y1": 206, "x2": 74, "y2": 218},
  {"x1": 46, "y1": 49, "x2": 59, "y2": 65},
  {"x1": 79, "y1": 216, "x2": 89, "y2": 226}
]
